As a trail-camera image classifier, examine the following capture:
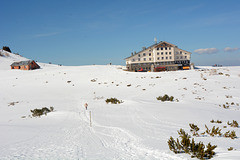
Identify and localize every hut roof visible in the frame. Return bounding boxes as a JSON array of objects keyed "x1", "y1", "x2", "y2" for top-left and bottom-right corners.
[{"x1": 10, "y1": 60, "x2": 34, "y2": 67}]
